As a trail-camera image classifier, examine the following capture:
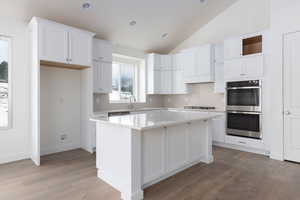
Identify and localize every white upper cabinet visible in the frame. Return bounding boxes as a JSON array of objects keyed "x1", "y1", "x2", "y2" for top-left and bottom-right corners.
[
  {"x1": 160, "y1": 70, "x2": 173, "y2": 94},
  {"x1": 224, "y1": 37, "x2": 241, "y2": 60},
  {"x1": 214, "y1": 43, "x2": 225, "y2": 93},
  {"x1": 93, "y1": 61, "x2": 112, "y2": 94},
  {"x1": 93, "y1": 39, "x2": 113, "y2": 94},
  {"x1": 69, "y1": 29, "x2": 93, "y2": 67},
  {"x1": 37, "y1": 17, "x2": 95, "y2": 67},
  {"x1": 224, "y1": 55, "x2": 263, "y2": 80},
  {"x1": 214, "y1": 62, "x2": 225, "y2": 93},
  {"x1": 147, "y1": 54, "x2": 162, "y2": 94},
  {"x1": 243, "y1": 55, "x2": 264, "y2": 78},
  {"x1": 39, "y1": 22, "x2": 69, "y2": 64},
  {"x1": 93, "y1": 39, "x2": 112, "y2": 62},
  {"x1": 160, "y1": 55, "x2": 173, "y2": 70},
  {"x1": 224, "y1": 59, "x2": 244, "y2": 80},
  {"x1": 183, "y1": 44, "x2": 215, "y2": 84},
  {"x1": 147, "y1": 53, "x2": 187, "y2": 94}
]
